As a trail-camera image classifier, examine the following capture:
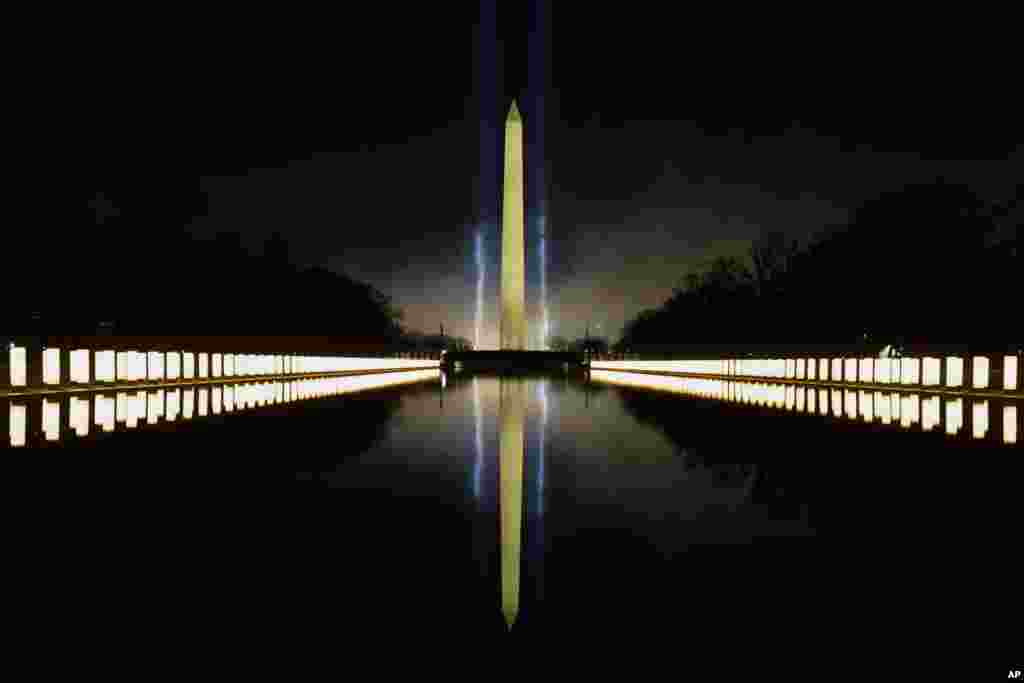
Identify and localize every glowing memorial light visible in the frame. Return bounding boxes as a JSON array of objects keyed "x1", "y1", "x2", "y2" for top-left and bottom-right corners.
[
  {"x1": 921, "y1": 357, "x2": 940, "y2": 386},
  {"x1": 183, "y1": 353, "x2": 195, "y2": 379},
  {"x1": 1004, "y1": 406, "x2": 1017, "y2": 444},
  {"x1": 127, "y1": 392, "x2": 145, "y2": 429},
  {"x1": 166, "y1": 389, "x2": 180, "y2": 421},
  {"x1": 225, "y1": 355, "x2": 235, "y2": 377},
  {"x1": 223, "y1": 386, "x2": 234, "y2": 412},
  {"x1": 875, "y1": 358, "x2": 892, "y2": 384},
  {"x1": 819, "y1": 389, "x2": 828, "y2": 415},
  {"x1": 946, "y1": 357, "x2": 963, "y2": 387},
  {"x1": 212, "y1": 354, "x2": 222, "y2": 378},
  {"x1": 95, "y1": 395, "x2": 115, "y2": 432},
  {"x1": 845, "y1": 358, "x2": 857, "y2": 384},
  {"x1": 876, "y1": 392, "x2": 891, "y2": 425},
  {"x1": 95, "y1": 351, "x2": 115, "y2": 382},
  {"x1": 43, "y1": 399, "x2": 59, "y2": 441},
  {"x1": 900, "y1": 395, "x2": 919, "y2": 428},
  {"x1": 845, "y1": 390, "x2": 857, "y2": 418},
  {"x1": 819, "y1": 358, "x2": 829, "y2": 381},
  {"x1": 831, "y1": 390, "x2": 843, "y2": 417},
  {"x1": 212, "y1": 387, "x2": 222, "y2": 414},
  {"x1": 1004, "y1": 356, "x2": 1018, "y2": 391},
  {"x1": 832, "y1": 359, "x2": 843, "y2": 383},
  {"x1": 166, "y1": 352, "x2": 181, "y2": 380},
  {"x1": 71, "y1": 397, "x2": 89, "y2": 436},
  {"x1": 972, "y1": 400, "x2": 988, "y2": 439},
  {"x1": 796, "y1": 386, "x2": 805, "y2": 412},
  {"x1": 183, "y1": 389, "x2": 194, "y2": 419},
  {"x1": 10, "y1": 404, "x2": 26, "y2": 446},
  {"x1": 972, "y1": 356, "x2": 989, "y2": 389},
  {"x1": 859, "y1": 390, "x2": 873, "y2": 421},
  {"x1": 43, "y1": 348, "x2": 60, "y2": 385},
  {"x1": 859, "y1": 359, "x2": 873, "y2": 383},
  {"x1": 198, "y1": 388, "x2": 208, "y2": 416},
  {"x1": 70, "y1": 350, "x2": 89, "y2": 384},
  {"x1": 10, "y1": 347, "x2": 26, "y2": 386},
  {"x1": 147, "y1": 352, "x2": 164, "y2": 381},
  {"x1": 797, "y1": 358, "x2": 806, "y2": 379},
  {"x1": 945, "y1": 398, "x2": 962, "y2": 435},
  {"x1": 116, "y1": 393, "x2": 127, "y2": 423},
  {"x1": 807, "y1": 387, "x2": 815, "y2": 413},
  {"x1": 901, "y1": 358, "x2": 920, "y2": 385},
  {"x1": 147, "y1": 391, "x2": 163, "y2": 424},
  {"x1": 922, "y1": 396, "x2": 940, "y2": 432}
]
